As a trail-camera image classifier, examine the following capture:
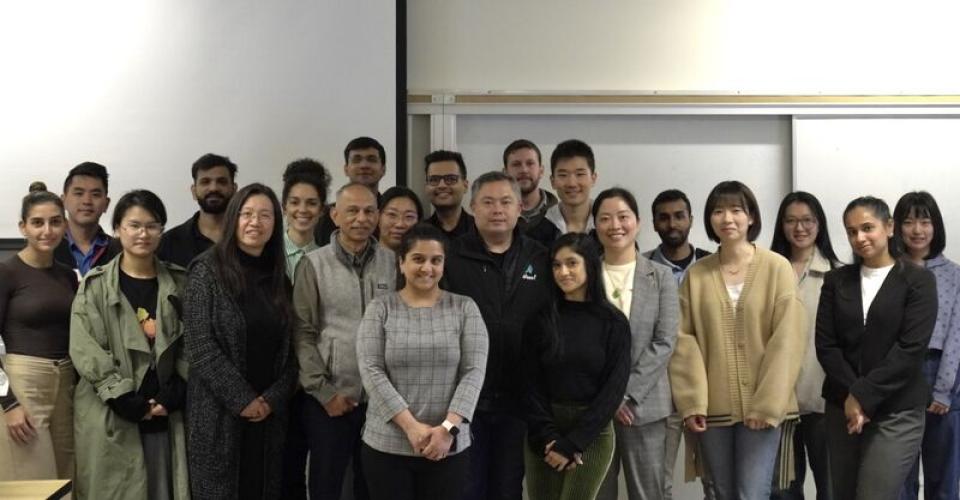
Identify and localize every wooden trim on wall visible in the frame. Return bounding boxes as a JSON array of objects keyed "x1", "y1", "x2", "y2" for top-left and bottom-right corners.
[{"x1": 408, "y1": 94, "x2": 960, "y2": 106}]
